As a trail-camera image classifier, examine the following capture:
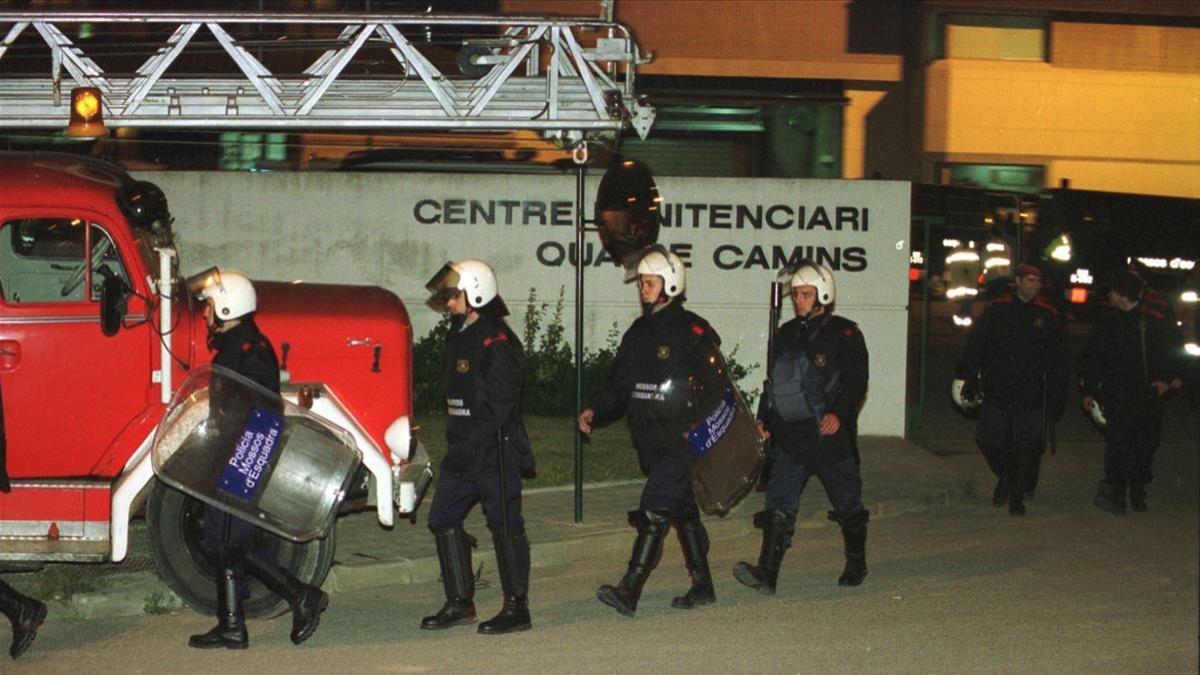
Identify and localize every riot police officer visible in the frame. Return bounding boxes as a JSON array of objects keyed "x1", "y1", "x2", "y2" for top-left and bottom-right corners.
[
  {"x1": 422, "y1": 259, "x2": 535, "y2": 635},
  {"x1": 579, "y1": 247, "x2": 720, "y2": 617},
  {"x1": 188, "y1": 269, "x2": 328, "y2": 649},
  {"x1": 0, "y1": 386, "x2": 47, "y2": 660},
  {"x1": 732, "y1": 262, "x2": 870, "y2": 594},
  {"x1": 952, "y1": 262, "x2": 1067, "y2": 517},
  {"x1": 1079, "y1": 269, "x2": 1185, "y2": 514}
]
